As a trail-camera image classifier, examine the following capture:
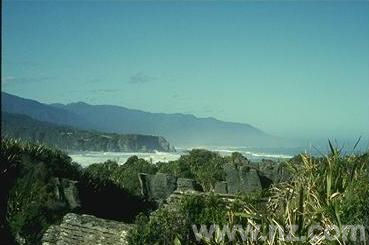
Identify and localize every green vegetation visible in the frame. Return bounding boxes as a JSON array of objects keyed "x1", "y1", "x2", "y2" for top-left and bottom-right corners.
[
  {"x1": 0, "y1": 138, "x2": 154, "y2": 244},
  {"x1": 1, "y1": 137, "x2": 368, "y2": 245},
  {"x1": 158, "y1": 149, "x2": 227, "y2": 191},
  {"x1": 85, "y1": 149, "x2": 230, "y2": 194},
  {"x1": 128, "y1": 145, "x2": 369, "y2": 244},
  {"x1": 127, "y1": 192, "x2": 267, "y2": 245},
  {"x1": 1, "y1": 138, "x2": 80, "y2": 244},
  {"x1": 84, "y1": 156, "x2": 158, "y2": 196},
  {"x1": 127, "y1": 194, "x2": 230, "y2": 245}
]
